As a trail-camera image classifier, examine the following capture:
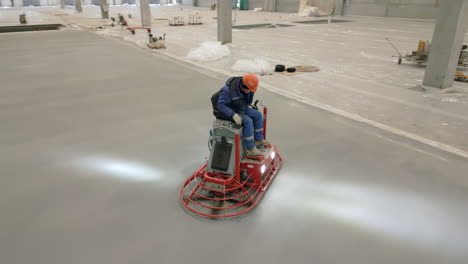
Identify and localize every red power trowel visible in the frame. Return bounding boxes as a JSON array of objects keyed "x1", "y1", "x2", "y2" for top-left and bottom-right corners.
[{"x1": 180, "y1": 101, "x2": 282, "y2": 218}]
